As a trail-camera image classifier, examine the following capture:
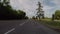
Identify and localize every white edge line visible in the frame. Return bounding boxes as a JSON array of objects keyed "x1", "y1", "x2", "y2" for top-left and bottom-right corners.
[{"x1": 4, "y1": 28, "x2": 15, "y2": 34}]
